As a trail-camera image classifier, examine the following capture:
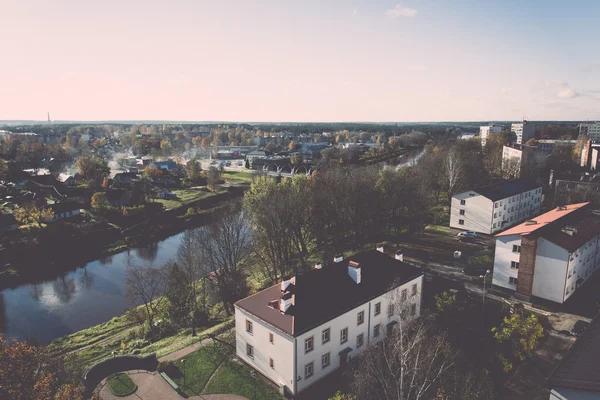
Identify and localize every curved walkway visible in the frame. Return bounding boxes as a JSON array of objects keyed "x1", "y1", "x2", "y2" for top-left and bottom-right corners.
[{"x1": 99, "y1": 370, "x2": 247, "y2": 400}]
